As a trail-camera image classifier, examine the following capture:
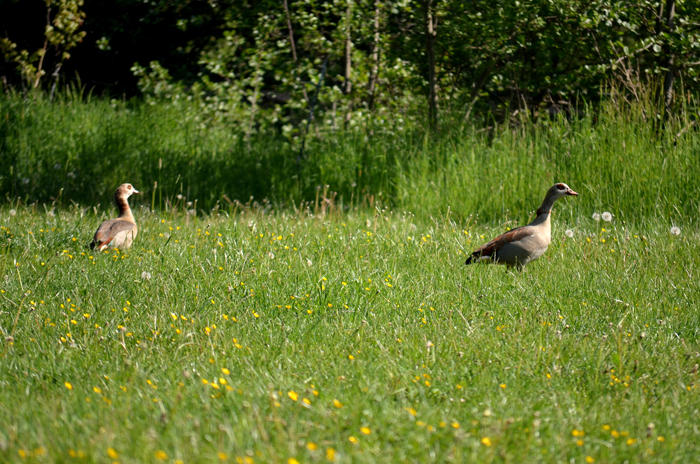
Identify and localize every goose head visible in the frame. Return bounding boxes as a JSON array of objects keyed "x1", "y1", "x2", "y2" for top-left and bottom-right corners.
[
  {"x1": 115, "y1": 183, "x2": 140, "y2": 199},
  {"x1": 548, "y1": 183, "x2": 578, "y2": 200}
]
